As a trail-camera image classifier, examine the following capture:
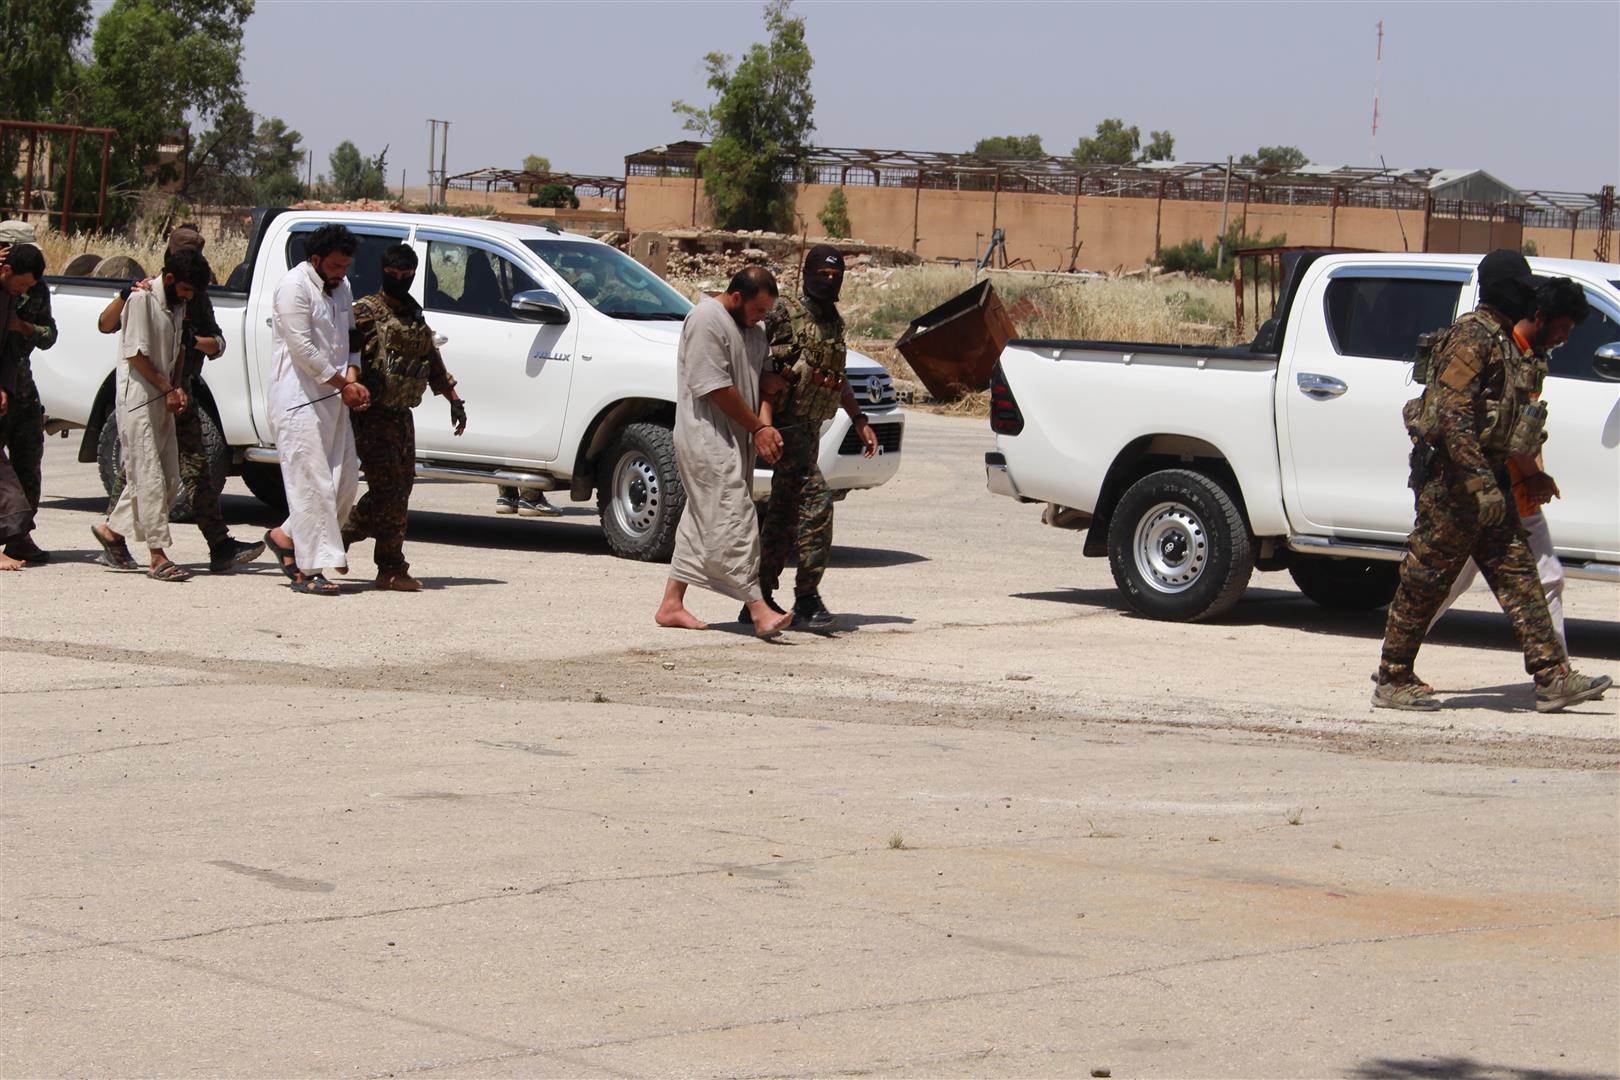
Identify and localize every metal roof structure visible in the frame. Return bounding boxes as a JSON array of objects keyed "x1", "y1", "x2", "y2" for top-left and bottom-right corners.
[{"x1": 446, "y1": 168, "x2": 626, "y2": 207}]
